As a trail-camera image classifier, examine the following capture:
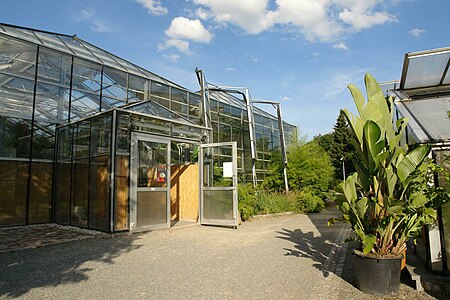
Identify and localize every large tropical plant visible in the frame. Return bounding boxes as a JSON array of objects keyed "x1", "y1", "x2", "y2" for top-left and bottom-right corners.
[{"x1": 329, "y1": 73, "x2": 437, "y2": 257}]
